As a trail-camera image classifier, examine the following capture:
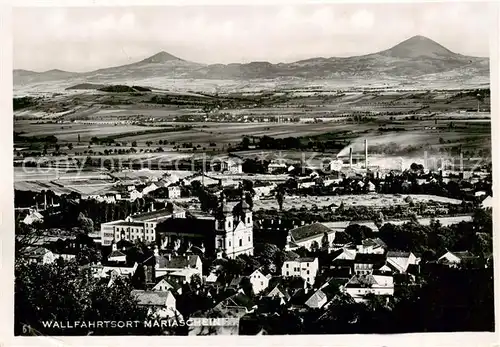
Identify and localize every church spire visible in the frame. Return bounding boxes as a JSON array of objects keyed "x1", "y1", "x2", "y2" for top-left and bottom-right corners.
[{"x1": 217, "y1": 190, "x2": 232, "y2": 217}]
